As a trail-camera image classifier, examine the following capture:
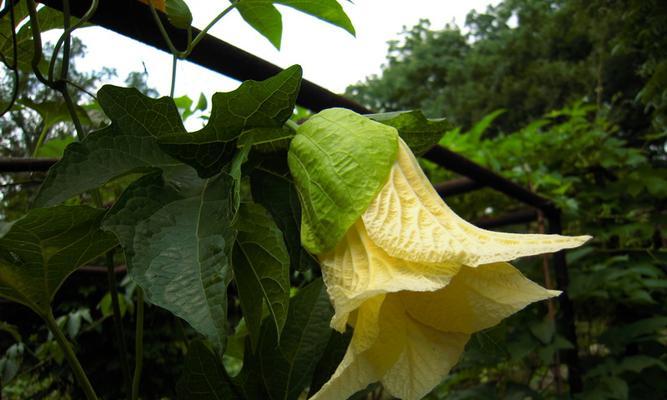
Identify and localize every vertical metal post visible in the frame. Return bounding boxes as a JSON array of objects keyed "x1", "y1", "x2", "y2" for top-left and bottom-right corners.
[{"x1": 545, "y1": 208, "x2": 583, "y2": 394}]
